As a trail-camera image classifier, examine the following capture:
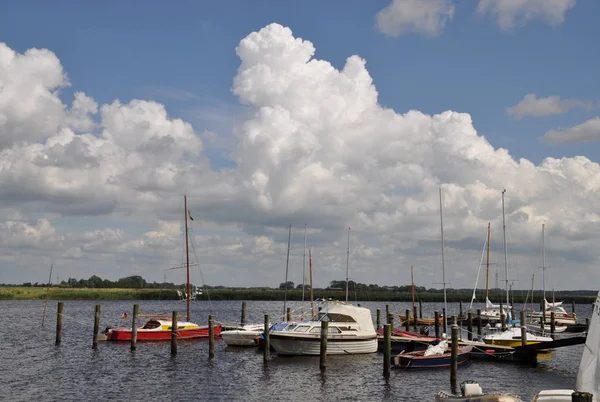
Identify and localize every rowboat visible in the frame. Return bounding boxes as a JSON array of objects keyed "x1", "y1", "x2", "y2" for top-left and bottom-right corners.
[{"x1": 393, "y1": 343, "x2": 472, "y2": 369}]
